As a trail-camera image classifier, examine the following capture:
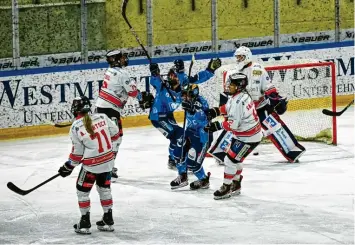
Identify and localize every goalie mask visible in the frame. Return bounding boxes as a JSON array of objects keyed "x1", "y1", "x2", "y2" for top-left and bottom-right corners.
[
  {"x1": 182, "y1": 84, "x2": 199, "y2": 101},
  {"x1": 71, "y1": 96, "x2": 92, "y2": 117},
  {"x1": 234, "y1": 46, "x2": 252, "y2": 71},
  {"x1": 106, "y1": 50, "x2": 129, "y2": 68},
  {"x1": 227, "y1": 73, "x2": 248, "y2": 94}
]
